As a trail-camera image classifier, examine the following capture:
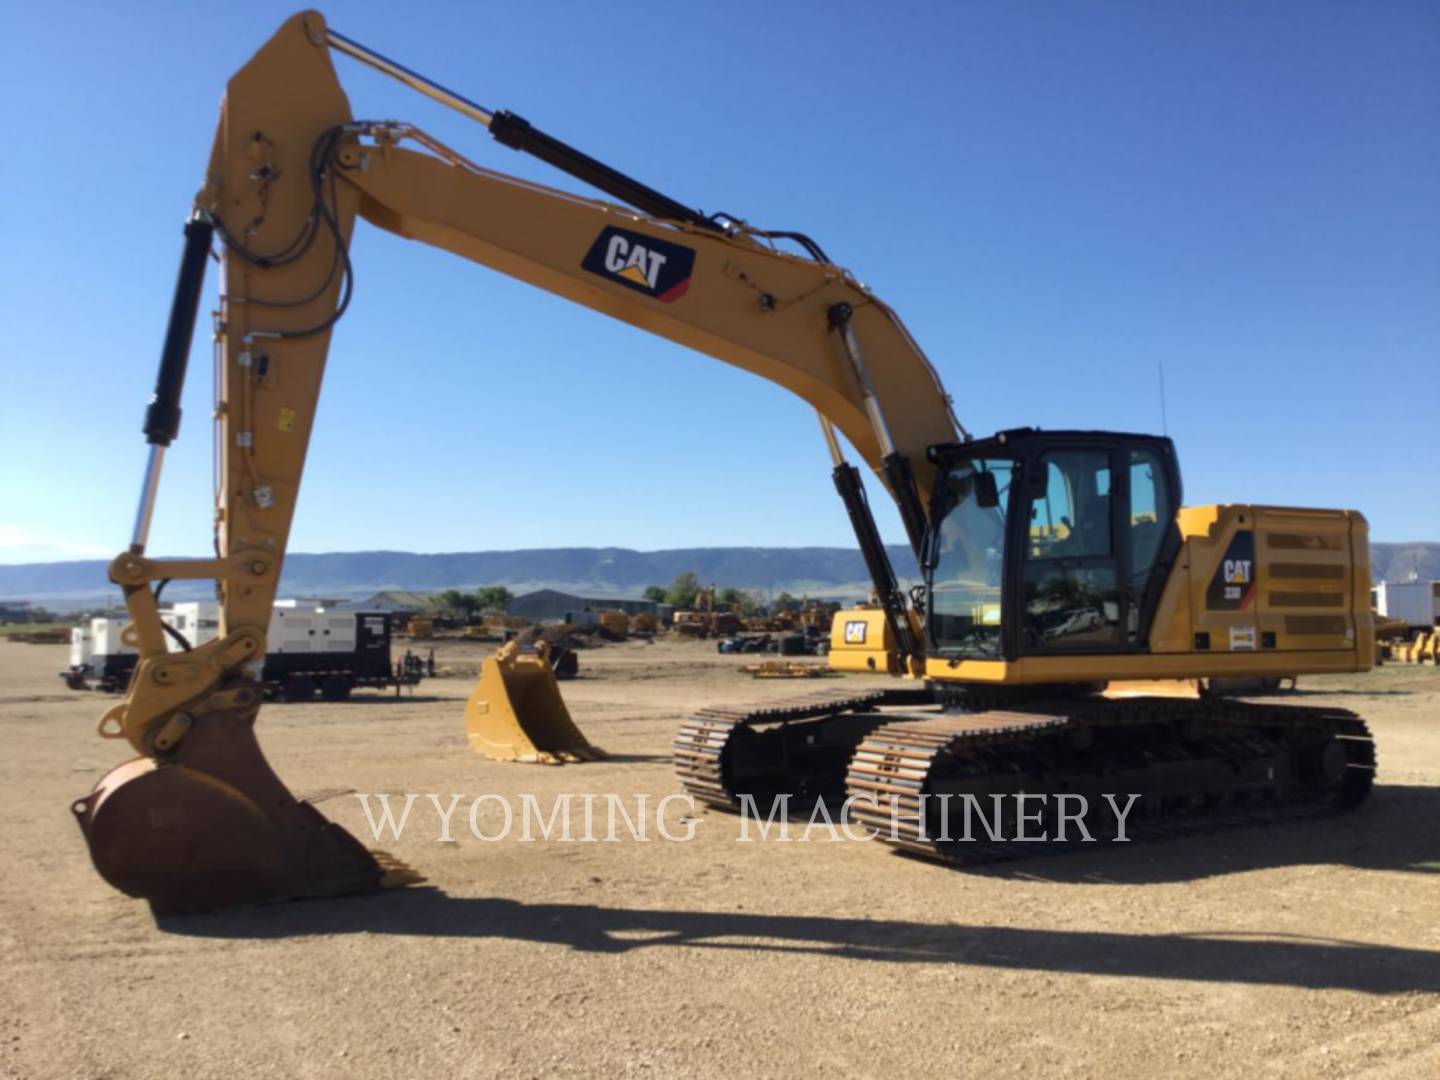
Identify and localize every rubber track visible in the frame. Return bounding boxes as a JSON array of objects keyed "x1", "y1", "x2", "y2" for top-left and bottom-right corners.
[
  {"x1": 845, "y1": 700, "x2": 1375, "y2": 865},
  {"x1": 673, "y1": 688, "x2": 891, "y2": 809}
]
